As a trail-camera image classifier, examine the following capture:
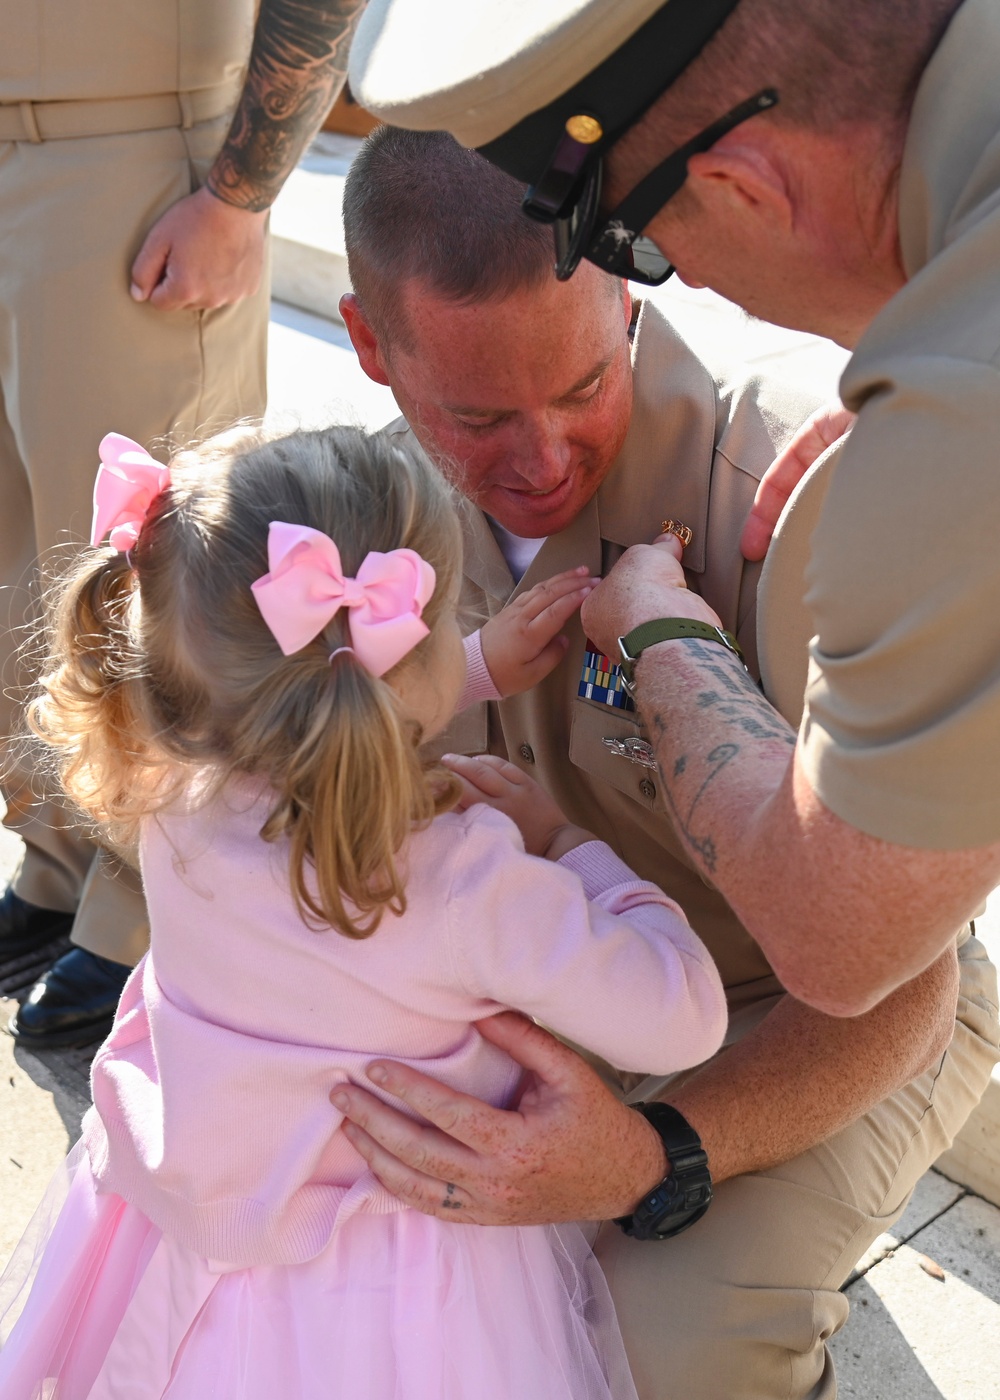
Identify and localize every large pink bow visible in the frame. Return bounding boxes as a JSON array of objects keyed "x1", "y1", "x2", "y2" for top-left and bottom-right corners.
[
  {"x1": 91, "y1": 433, "x2": 171, "y2": 552},
  {"x1": 250, "y1": 522, "x2": 436, "y2": 677}
]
